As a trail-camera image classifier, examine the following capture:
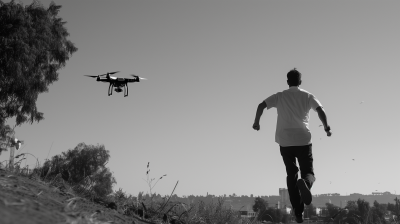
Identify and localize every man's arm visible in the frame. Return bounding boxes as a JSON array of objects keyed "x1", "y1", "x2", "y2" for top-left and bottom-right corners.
[
  {"x1": 316, "y1": 106, "x2": 331, "y2": 136},
  {"x1": 253, "y1": 101, "x2": 267, "y2": 131}
]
